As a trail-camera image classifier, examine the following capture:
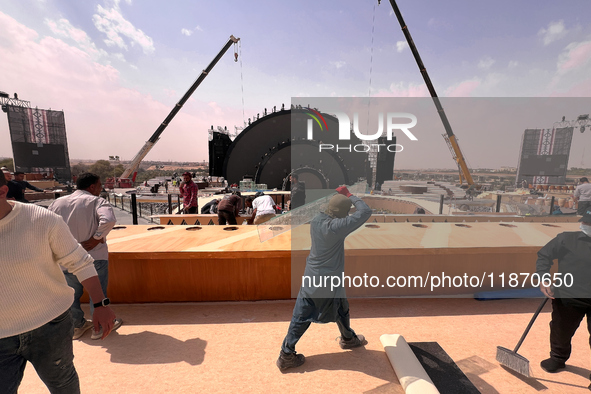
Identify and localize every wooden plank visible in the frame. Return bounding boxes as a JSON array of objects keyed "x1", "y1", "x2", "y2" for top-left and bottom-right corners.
[
  {"x1": 109, "y1": 222, "x2": 580, "y2": 253},
  {"x1": 107, "y1": 255, "x2": 291, "y2": 302}
]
